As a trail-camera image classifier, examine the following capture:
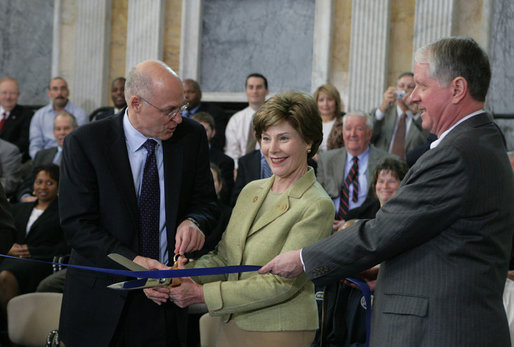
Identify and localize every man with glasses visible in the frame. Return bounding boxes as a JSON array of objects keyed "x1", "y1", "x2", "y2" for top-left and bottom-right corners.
[
  {"x1": 58, "y1": 60, "x2": 218, "y2": 346},
  {"x1": 371, "y1": 72, "x2": 427, "y2": 159},
  {"x1": 29, "y1": 77, "x2": 88, "y2": 158}
]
